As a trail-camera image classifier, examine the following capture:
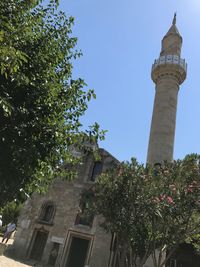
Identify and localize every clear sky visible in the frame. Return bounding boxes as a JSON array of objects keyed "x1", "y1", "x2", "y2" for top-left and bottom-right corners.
[{"x1": 59, "y1": 0, "x2": 200, "y2": 163}]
